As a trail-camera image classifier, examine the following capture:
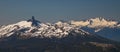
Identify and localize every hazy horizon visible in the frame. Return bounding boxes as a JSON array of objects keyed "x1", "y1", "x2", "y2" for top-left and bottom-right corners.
[{"x1": 0, "y1": 0, "x2": 120, "y2": 25}]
